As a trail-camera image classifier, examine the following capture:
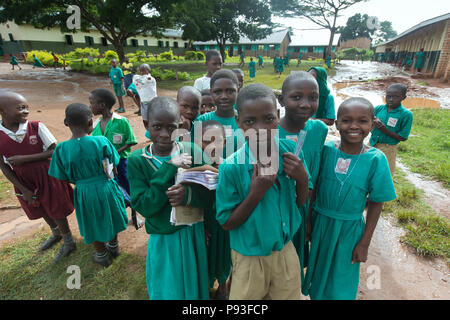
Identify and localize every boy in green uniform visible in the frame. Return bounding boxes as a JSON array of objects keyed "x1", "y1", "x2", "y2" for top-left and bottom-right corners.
[
  {"x1": 216, "y1": 83, "x2": 311, "y2": 300},
  {"x1": 90, "y1": 88, "x2": 143, "y2": 229},
  {"x1": 370, "y1": 83, "x2": 413, "y2": 176},
  {"x1": 109, "y1": 59, "x2": 126, "y2": 113}
]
